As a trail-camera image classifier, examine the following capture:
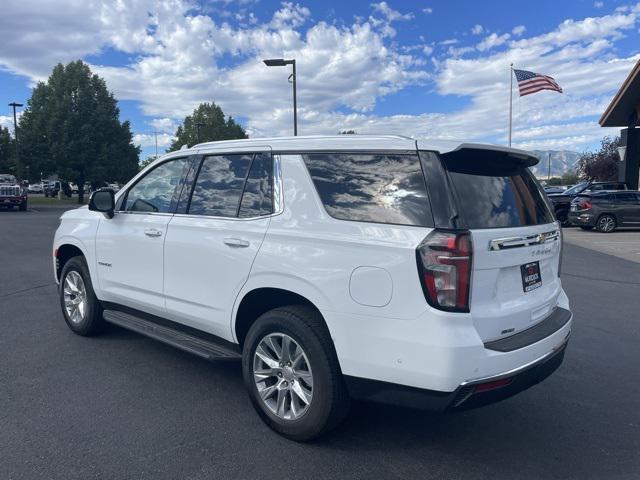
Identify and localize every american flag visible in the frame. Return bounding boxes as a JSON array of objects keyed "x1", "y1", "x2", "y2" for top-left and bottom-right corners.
[{"x1": 514, "y1": 69, "x2": 563, "y2": 97}]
